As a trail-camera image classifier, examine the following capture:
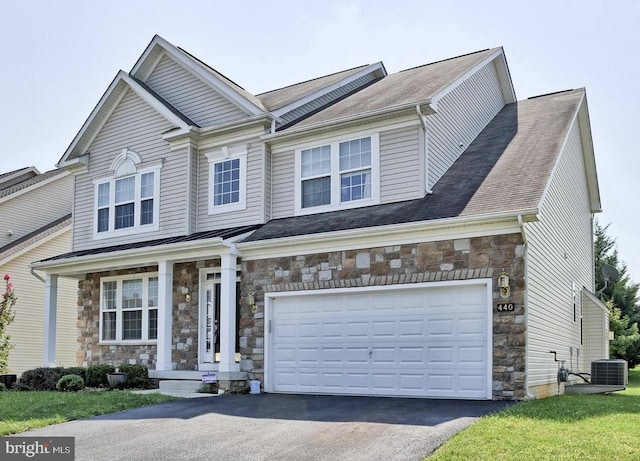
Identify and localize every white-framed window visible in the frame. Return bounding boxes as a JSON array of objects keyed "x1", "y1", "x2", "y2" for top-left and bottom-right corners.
[
  {"x1": 93, "y1": 148, "x2": 161, "y2": 238},
  {"x1": 294, "y1": 132, "x2": 380, "y2": 215},
  {"x1": 205, "y1": 145, "x2": 248, "y2": 215},
  {"x1": 100, "y1": 273, "x2": 159, "y2": 343}
]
